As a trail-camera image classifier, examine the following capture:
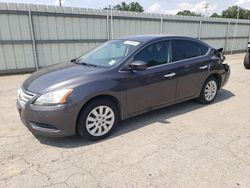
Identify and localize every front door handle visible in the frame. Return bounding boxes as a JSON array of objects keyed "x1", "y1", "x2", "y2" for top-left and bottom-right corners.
[
  {"x1": 164, "y1": 72, "x2": 176, "y2": 78},
  {"x1": 199, "y1": 65, "x2": 208, "y2": 70}
]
